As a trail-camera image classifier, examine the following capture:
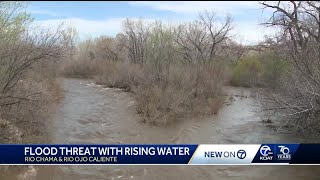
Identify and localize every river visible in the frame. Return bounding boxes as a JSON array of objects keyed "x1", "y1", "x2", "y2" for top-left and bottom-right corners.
[{"x1": 3, "y1": 78, "x2": 320, "y2": 180}]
